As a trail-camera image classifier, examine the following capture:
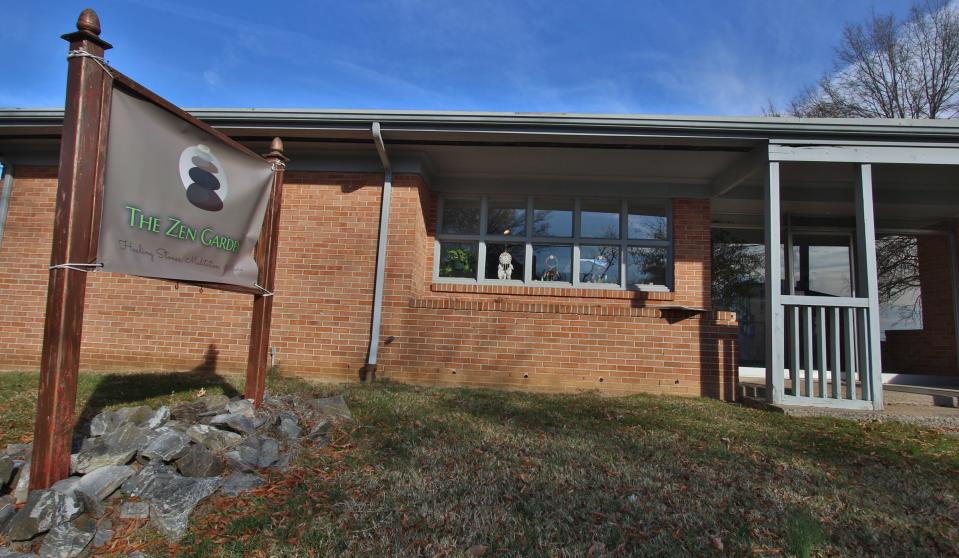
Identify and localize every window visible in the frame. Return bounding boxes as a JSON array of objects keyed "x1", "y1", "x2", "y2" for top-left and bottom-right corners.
[
  {"x1": 440, "y1": 198, "x2": 481, "y2": 235},
  {"x1": 435, "y1": 196, "x2": 672, "y2": 290}
]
